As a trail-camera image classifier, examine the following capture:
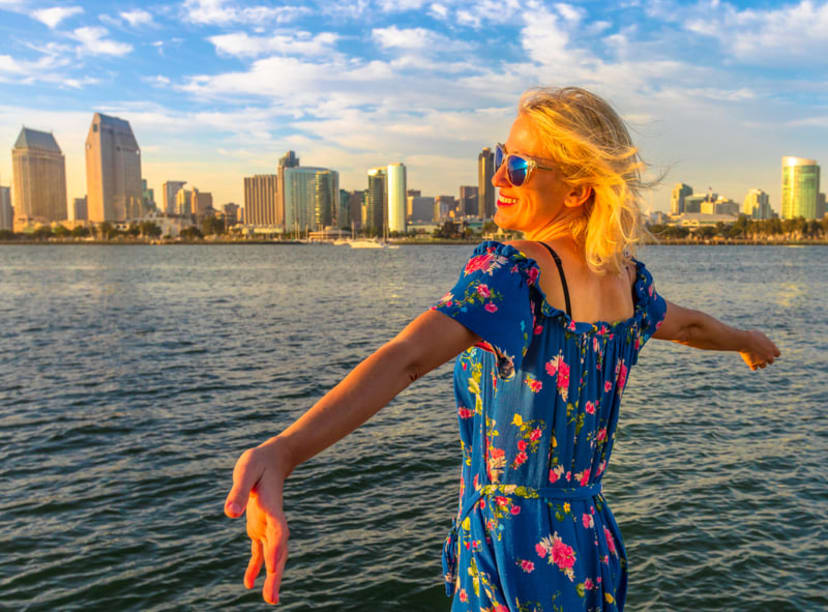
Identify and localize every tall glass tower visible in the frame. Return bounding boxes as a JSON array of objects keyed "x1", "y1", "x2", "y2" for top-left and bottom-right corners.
[
  {"x1": 478, "y1": 147, "x2": 494, "y2": 218},
  {"x1": 386, "y1": 163, "x2": 406, "y2": 234},
  {"x1": 366, "y1": 167, "x2": 386, "y2": 237},
  {"x1": 12, "y1": 127, "x2": 67, "y2": 225},
  {"x1": 781, "y1": 157, "x2": 819, "y2": 220},
  {"x1": 85, "y1": 113, "x2": 142, "y2": 222}
]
